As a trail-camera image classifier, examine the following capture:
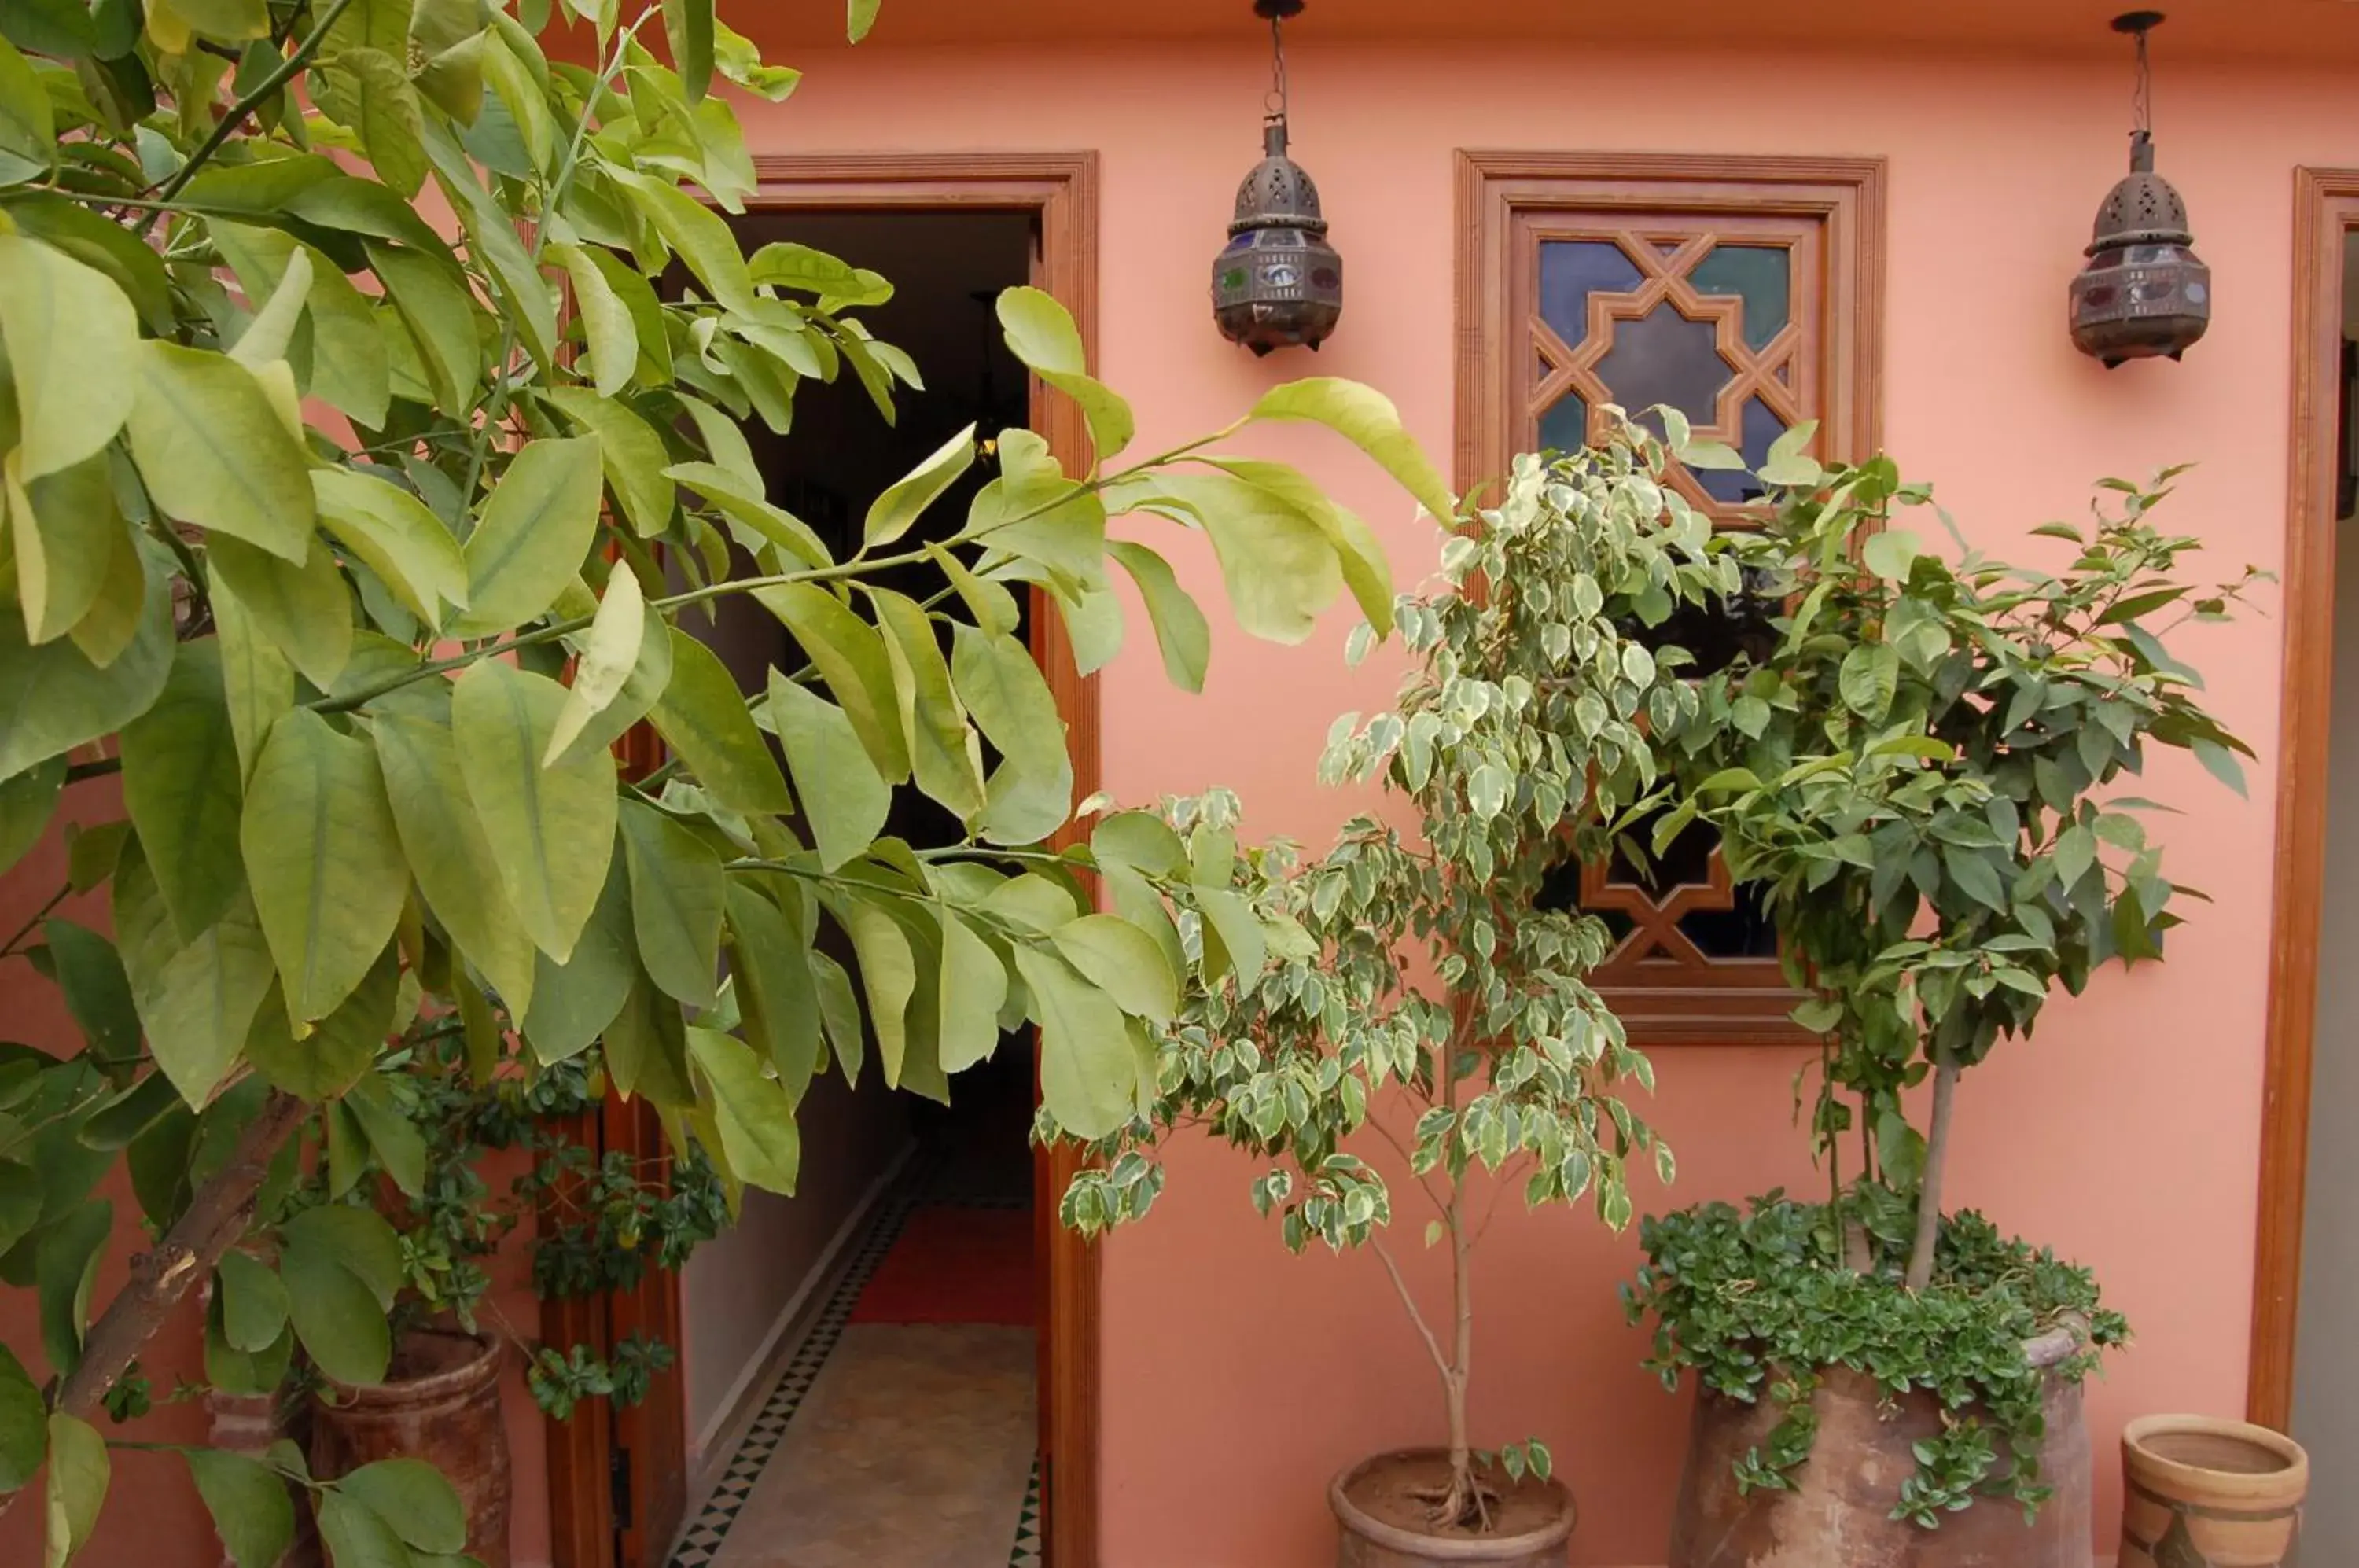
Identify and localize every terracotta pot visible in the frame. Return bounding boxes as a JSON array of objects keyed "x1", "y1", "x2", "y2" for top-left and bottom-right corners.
[
  {"x1": 1668, "y1": 1360, "x2": 2092, "y2": 1568},
  {"x1": 310, "y1": 1328, "x2": 512, "y2": 1568},
  {"x1": 2119, "y1": 1415, "x2": 2307, "y2": 1567},
  {"x1": 1330, "y1": 1448, "x2": 1577, "y2": 1568}
]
